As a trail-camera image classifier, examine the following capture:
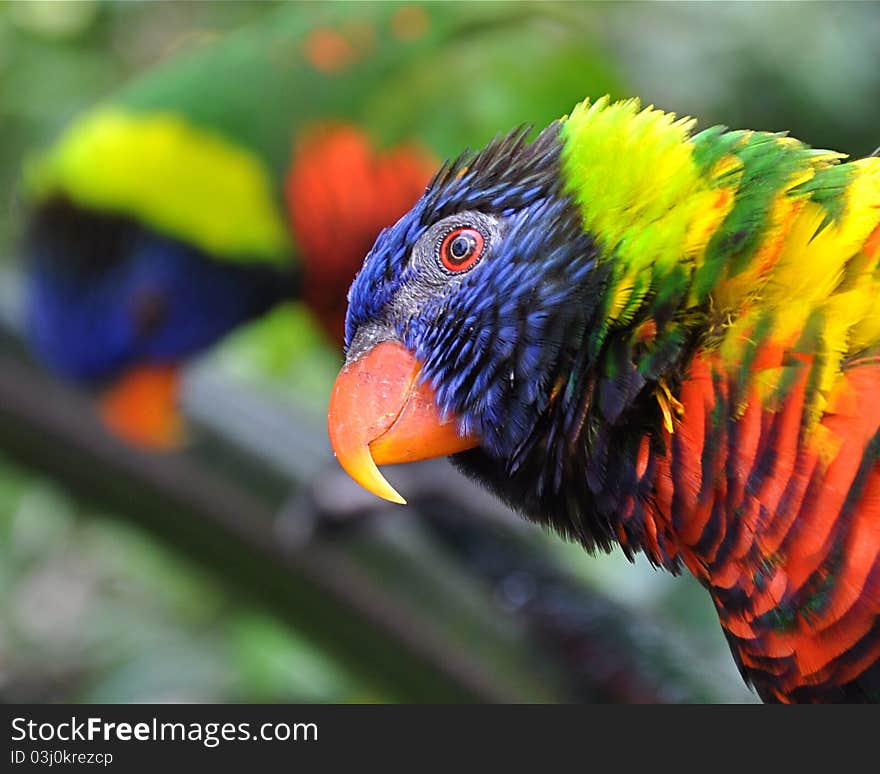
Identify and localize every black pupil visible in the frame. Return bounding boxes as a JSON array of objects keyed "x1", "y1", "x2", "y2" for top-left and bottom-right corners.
[{"x1": 449, "y1": 233, "x2": 476, "y2": 262}]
